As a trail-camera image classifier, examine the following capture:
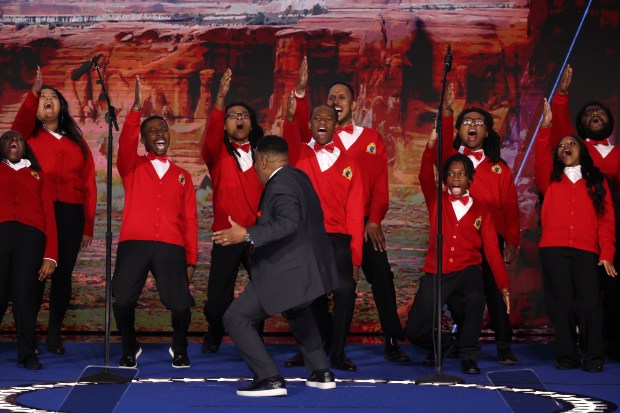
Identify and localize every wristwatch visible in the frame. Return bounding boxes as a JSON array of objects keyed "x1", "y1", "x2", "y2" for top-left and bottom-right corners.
[{"x1": 243, "y1": 232, "x2": 252, "y2": 243}]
